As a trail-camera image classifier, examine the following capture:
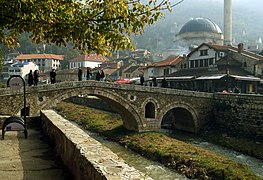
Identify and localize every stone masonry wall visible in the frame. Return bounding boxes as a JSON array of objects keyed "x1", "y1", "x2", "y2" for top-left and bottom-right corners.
[
  {"x1": 40, "y1": 110, "x2": 152, "y2": 180},
  {"x1": 213, "y1": 93, "x2": 263, "y2": 138}
]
